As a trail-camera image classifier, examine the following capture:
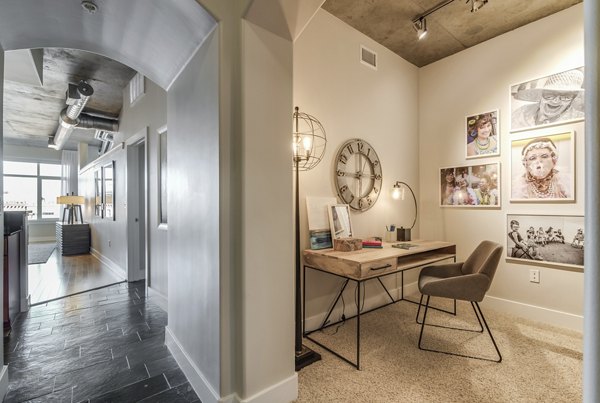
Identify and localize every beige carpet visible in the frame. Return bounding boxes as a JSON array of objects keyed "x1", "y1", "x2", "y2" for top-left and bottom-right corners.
[{"x1": 297, "y1": 298, "x2": 582, "y2": 403}]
